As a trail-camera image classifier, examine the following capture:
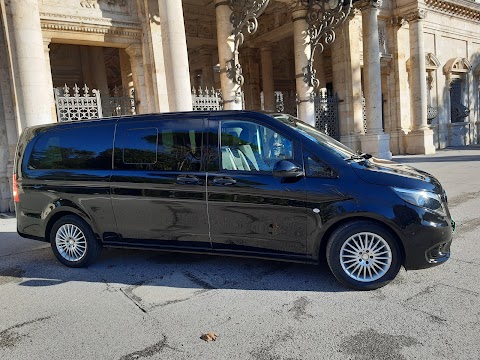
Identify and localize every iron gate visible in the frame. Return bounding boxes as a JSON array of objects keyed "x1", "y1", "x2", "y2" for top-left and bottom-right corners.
[
  {"x1": 450, "y1": 79, "x2": 470, "y2": 122},
  {"x1": 314, "y1": 92, "x2": 339, "y2": 140}
]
